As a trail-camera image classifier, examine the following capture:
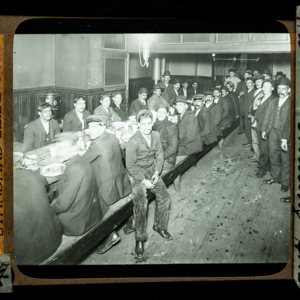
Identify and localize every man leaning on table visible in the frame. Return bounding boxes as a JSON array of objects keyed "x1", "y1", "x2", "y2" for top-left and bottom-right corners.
[
  {"x1": 82, "y1": 115, "x2": 132, "y2": 253},
  {"x1": 22, "y1": 102, "x2": 60, "y2": 153},
  {"x1": 126, "y1": 109, "x2": 172, "y2": 259}
]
